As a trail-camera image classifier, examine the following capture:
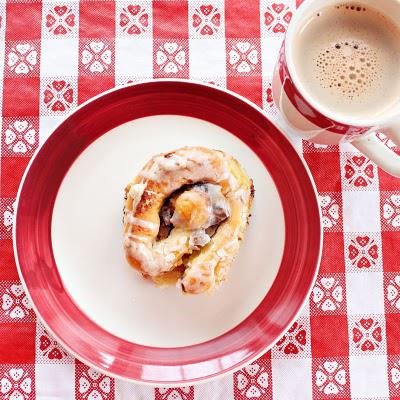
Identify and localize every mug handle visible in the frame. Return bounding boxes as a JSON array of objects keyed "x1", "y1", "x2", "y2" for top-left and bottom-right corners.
[{"x1": 352, "y1": 123, "x2": 400, "y2": 177}]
